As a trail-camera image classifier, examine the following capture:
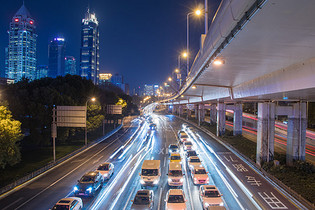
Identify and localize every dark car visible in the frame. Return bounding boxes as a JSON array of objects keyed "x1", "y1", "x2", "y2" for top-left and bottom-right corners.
[
  {"x1": 168, "y1": 144, "x2": 179, "y2": 154},
  {"x1": 186, "y1": 150, "x2": 198, "y2": 158},
  {"x1": 74, "y1": 171, "x2": 104, "y2": 197},
  {"x1": 131, "y1": 190, "x2": 154, "y2": 210},
  {"x1": 149, "y1": 123, "x2": 156, "y2": 130}
]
